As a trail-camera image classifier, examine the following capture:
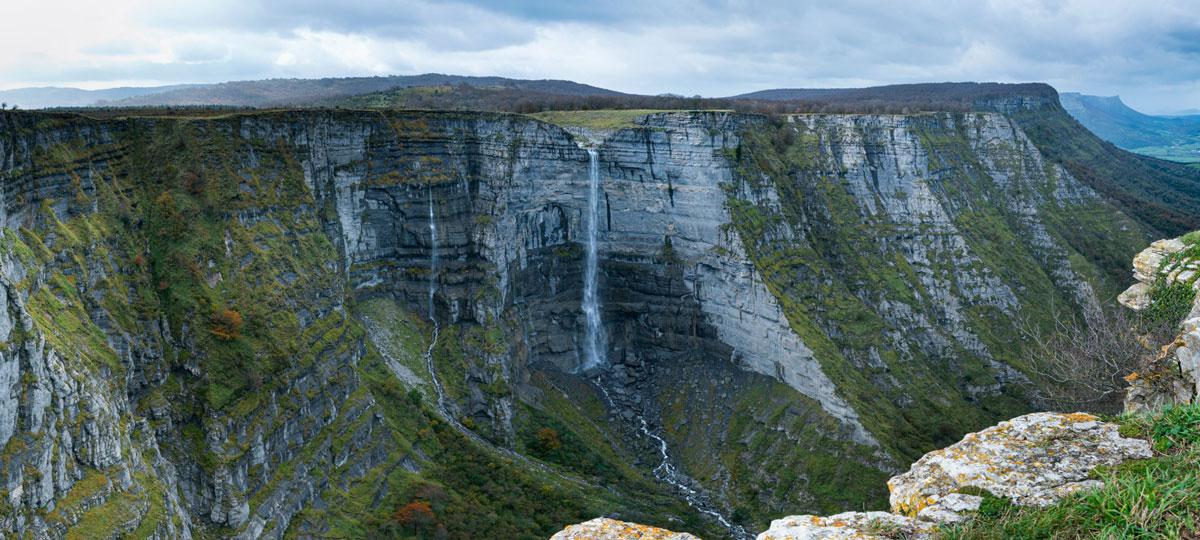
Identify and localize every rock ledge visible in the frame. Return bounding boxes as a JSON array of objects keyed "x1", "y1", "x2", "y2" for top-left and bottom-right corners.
[
  {"x1": 550, "y1": 518, "x2": 700, "y2": 540},
  {"x1": 757, "y1": 412, "x2": 1151, "y2": 540}
]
